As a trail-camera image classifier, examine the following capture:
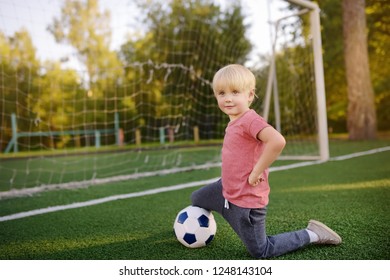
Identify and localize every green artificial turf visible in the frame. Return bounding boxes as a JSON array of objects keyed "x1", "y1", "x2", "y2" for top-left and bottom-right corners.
[{"x1": 0, "y1": 139, "x2": 389, "y2": 260}]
